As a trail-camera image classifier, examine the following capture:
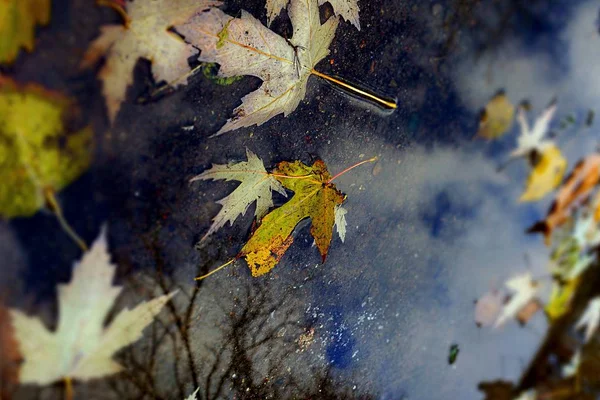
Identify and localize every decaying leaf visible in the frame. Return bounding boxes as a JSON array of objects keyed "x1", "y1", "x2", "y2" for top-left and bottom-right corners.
[
  {"x1": 82, "y1": 0, "x2": 220, "y2": 122},
  {"x1": 576, "y1": 297, "x2": 600, "y2": 343},
  {"x1": 334, "y1": 204, "x2": 347, "y2": 242},
  {"x1": 239, "y1": 159, "x2": 345, "y2": 276},
  {"x1": 0, "y1": 303, "x2": 21, "y2": 398},
  {"x1": 510, "y1": 101, "x2": 557, "y2": 160},
  {"x1": 0, "y1": 0, "x2": 50, "y2": 64},
  {"x1": 516, "y1": 299, "x2": 542, "y2": 325},
  {"x1": 191, "y1": 148, "x2": 286, "y2": 241},
  {"x1": 179, "y1": 0, "x2": 339, "y2": 134},
  {"x1": 529, "y1": 154, "x2": 600, "y2": 245},
  {"x1": 0, "y1": 78, "x2": 92, "y2": 218},
  {"x1": 475, "y1": 290, "x2": 503, "y2": 328},
  {"x1": 495, "y1": 273, "x2": 539, "y2": 327},
  {"x1": 476, "y1": 92, "x2": 515, "y2": 139},
  {"x1": 519, "y1": 144, "x2": 567, "y2": 202},
  {"x1": 265, "y1": 0, "x2": 360, "y2": 29},
  {"x1": 10, "y1": 229, "x2": 176, "y2": 385}
]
